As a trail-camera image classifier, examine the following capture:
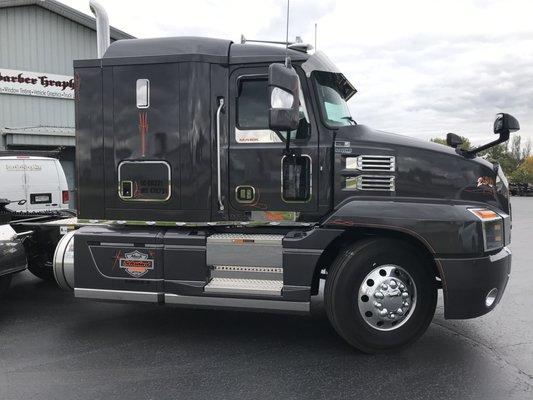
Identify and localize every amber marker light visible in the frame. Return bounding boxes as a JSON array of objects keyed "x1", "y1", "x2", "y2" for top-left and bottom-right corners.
[{"x1": 468, "y1": 208, "x2": 500, "y2": 221}]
